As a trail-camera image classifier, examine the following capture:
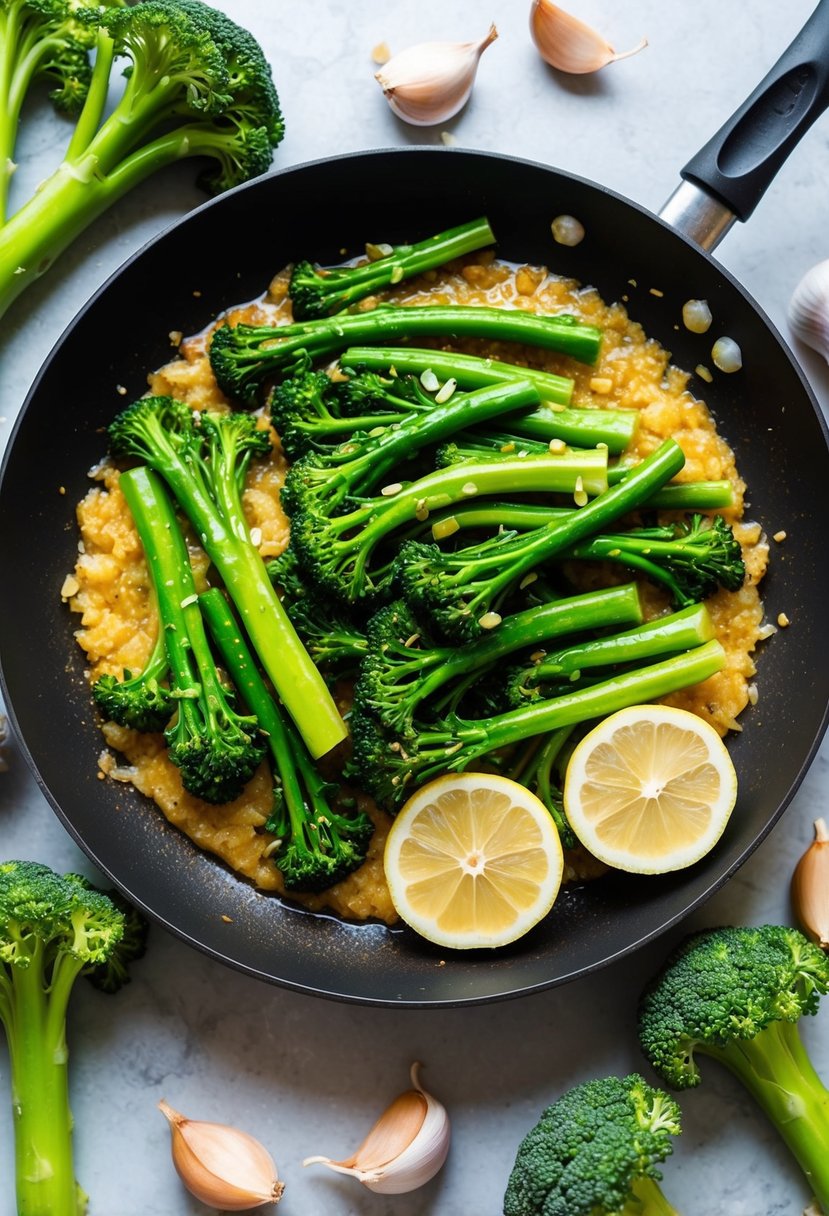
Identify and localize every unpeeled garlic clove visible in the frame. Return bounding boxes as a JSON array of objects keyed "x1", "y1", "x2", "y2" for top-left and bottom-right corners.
[
  {"x1": 530, "y1": 0, "x2": 646, "y2": 74},
  {"x1": 792, "y1": 818, "x2": 829, "y2": 949},
  {"x1": 375, "y1": 26, "x2": 497, "y2": 127},
  {"x1": 788, "y1": 258, "x2": 829, "y2": 363},
  {"x1": 158, "y1": 1099, "x2": 284, "y2": 1210},
  {"x1": 303, "y1": 1062, "x2": 450, "y2": 1194}
]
